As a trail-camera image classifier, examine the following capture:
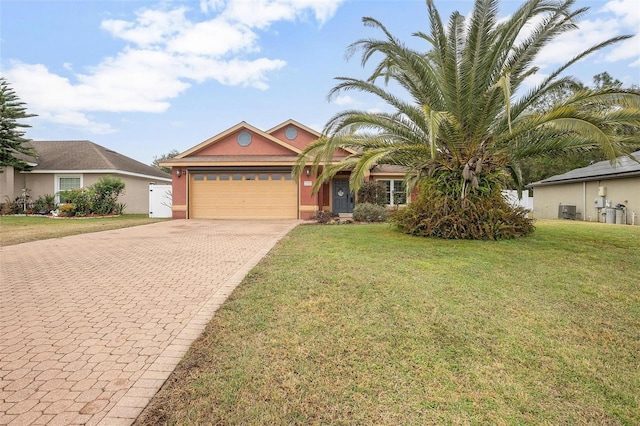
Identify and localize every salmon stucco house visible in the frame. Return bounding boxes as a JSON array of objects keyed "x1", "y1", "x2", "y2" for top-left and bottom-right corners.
[{"x1": 161, "y1": 120, "x2": 407, "y2": 220}]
